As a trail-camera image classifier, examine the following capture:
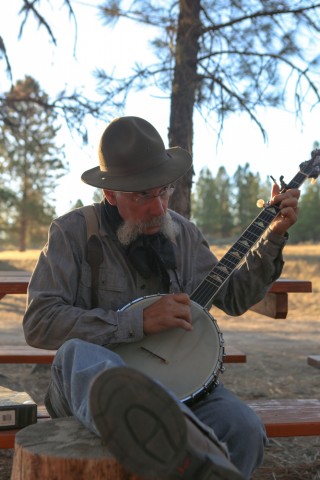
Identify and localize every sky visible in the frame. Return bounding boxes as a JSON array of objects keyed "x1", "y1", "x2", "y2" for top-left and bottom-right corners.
[{"x1": 1, "y1": 0, "x2": 320, "y2": 216}]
